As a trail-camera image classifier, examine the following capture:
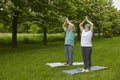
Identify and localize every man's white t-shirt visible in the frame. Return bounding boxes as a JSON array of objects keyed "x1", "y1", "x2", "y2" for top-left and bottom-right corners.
[{"x1": 81, "y1": 30, "x2": 93, "y2": 47}]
